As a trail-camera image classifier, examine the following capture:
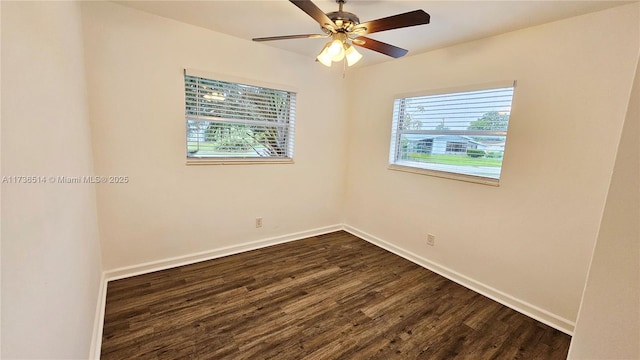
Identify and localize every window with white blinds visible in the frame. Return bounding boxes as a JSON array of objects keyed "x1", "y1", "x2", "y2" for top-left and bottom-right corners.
[
  {"x1": 389, "y1": 82, "x2": 516, "y2": 184},
  {"x1": 185, "y1": 71, "x2": 296, "y2": 162}
]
